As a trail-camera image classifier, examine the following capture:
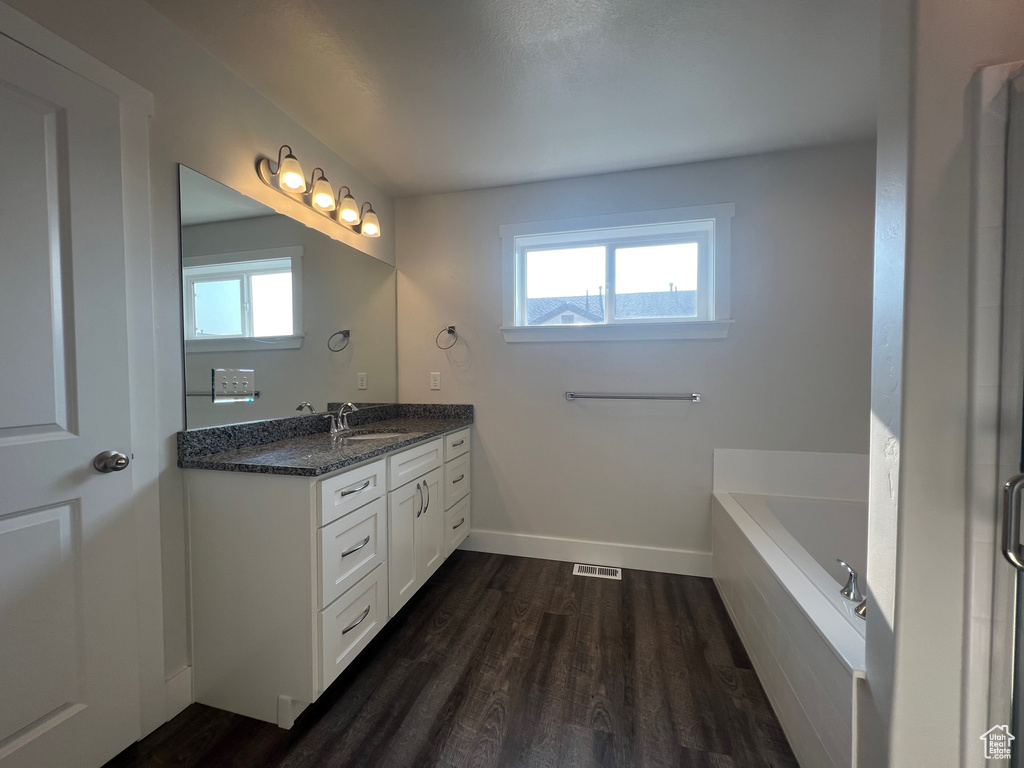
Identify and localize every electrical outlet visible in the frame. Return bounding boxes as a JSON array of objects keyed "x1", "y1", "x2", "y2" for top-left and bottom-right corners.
[
  {"x1": 430, "y1": 372, "x2": 441, "y2": 391},
  {"x1": 357, "y1": 372, "x2": 368, "y2": 390}
]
